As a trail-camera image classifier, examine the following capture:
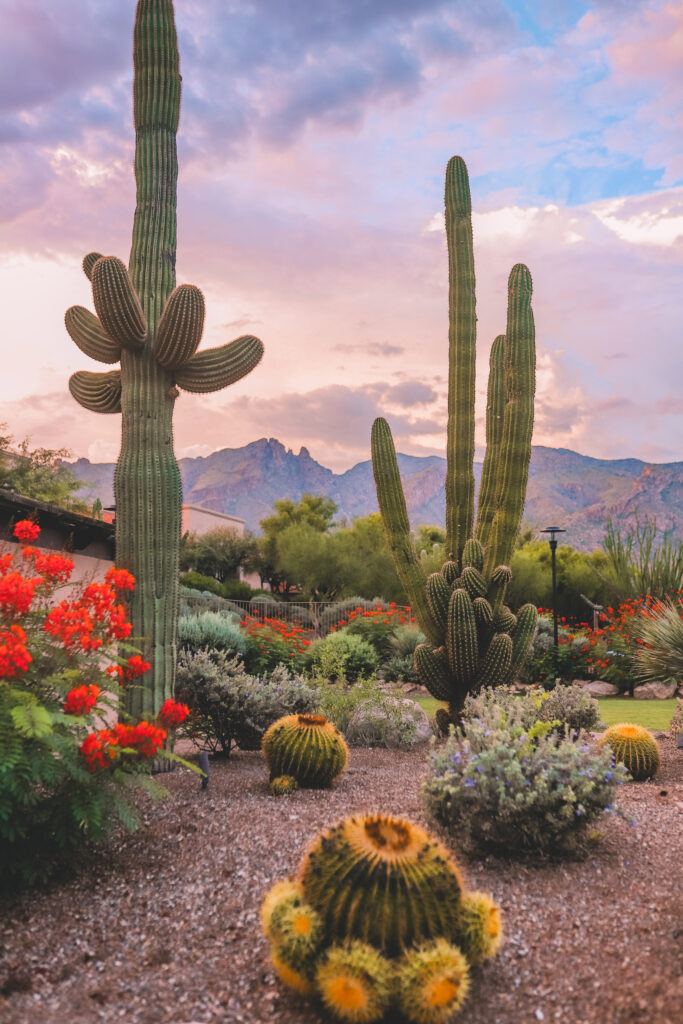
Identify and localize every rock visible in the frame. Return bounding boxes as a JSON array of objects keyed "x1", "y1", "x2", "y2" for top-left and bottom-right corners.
[
  {"x1": 346, "y1": 697, "x2": 432, "y2": 749},
  {"x1": 633, "y1": 680, "x2": 677, "y2": 700},
  {"x1": 581, "y1": 680, "x2": 620, "y2": 697}
]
